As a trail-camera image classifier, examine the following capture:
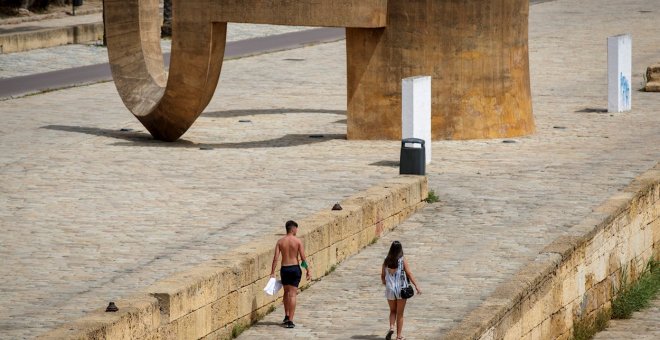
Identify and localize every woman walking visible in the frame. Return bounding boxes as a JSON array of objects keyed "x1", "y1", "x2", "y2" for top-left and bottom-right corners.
[{"x1": 381, "y1": 241, "x2": 421, "y2": 340}]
